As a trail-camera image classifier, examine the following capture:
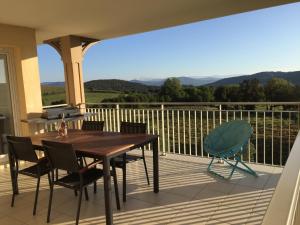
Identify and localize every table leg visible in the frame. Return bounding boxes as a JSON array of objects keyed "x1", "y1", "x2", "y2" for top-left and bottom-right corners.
[
  {"x1": 153, "y1": 138, "x2": 159, "y2": 193},
  {"x1": 103, "y1": 156, "x2": 113, "y2": 225}
]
